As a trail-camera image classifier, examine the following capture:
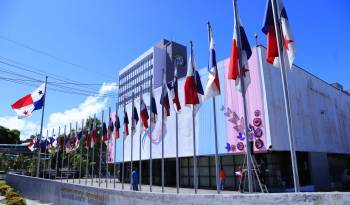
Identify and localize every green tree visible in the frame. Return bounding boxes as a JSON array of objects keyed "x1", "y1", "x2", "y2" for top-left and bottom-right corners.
[{"x1": 0, "y1": 126, "x2": 20, "y2": 144}]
